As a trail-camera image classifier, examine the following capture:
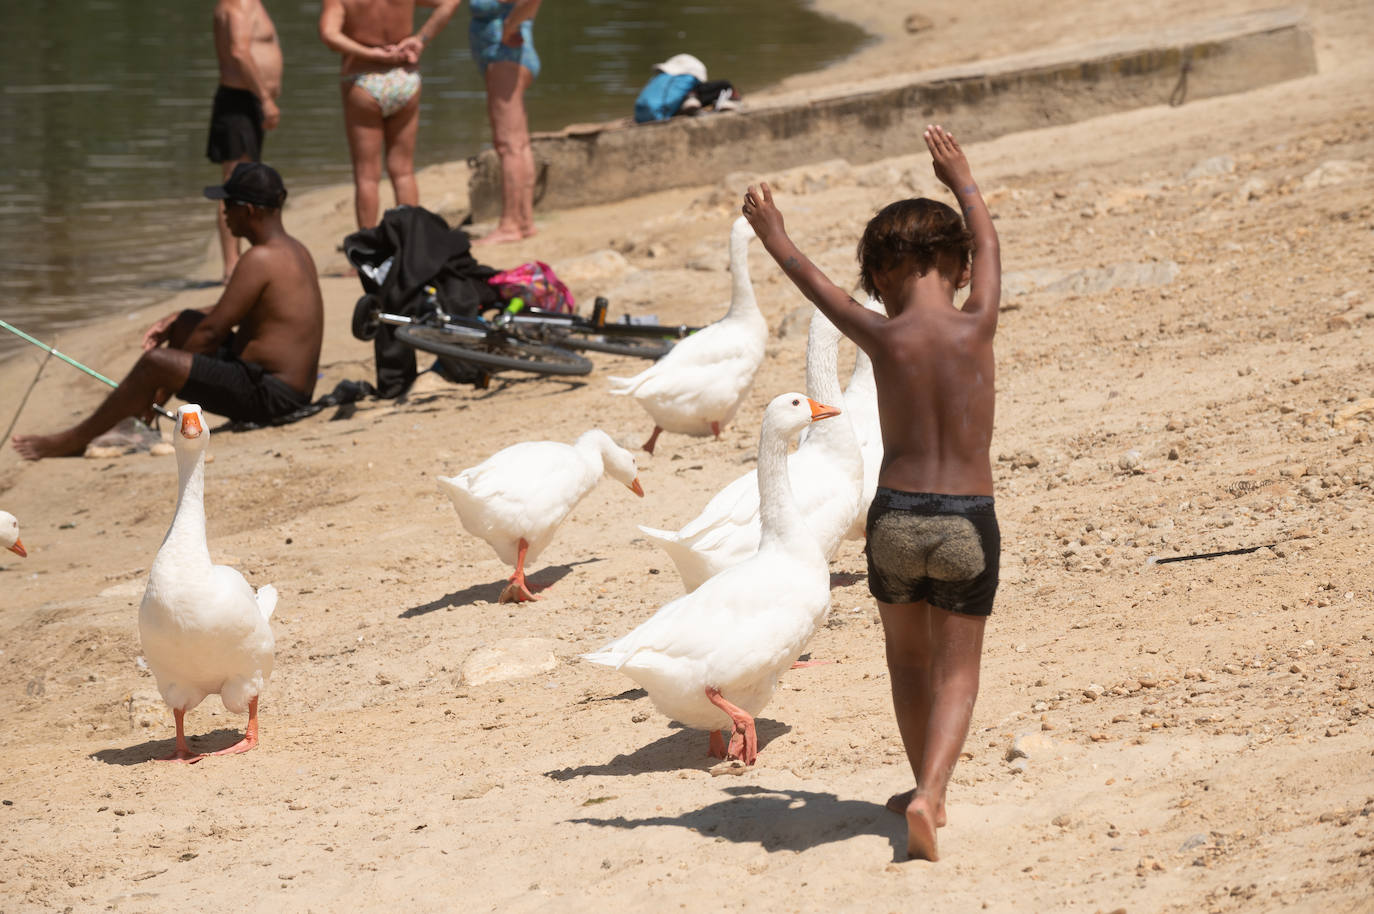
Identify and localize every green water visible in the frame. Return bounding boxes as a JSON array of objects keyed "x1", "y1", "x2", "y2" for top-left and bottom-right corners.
[{"x1": 0, "y1": 0, "x2": 867, "y2": 361}]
